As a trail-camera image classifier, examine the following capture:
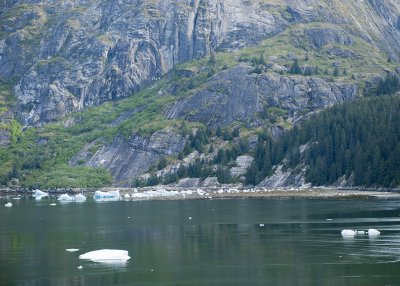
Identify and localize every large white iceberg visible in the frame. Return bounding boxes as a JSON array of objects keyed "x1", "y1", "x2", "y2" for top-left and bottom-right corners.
[
  {"x1": 79, "y1": 249, "x2": 130, "y2": 262},
  {"x1": 93, "y1": 190, "x2": 120, "y2": 201}
]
